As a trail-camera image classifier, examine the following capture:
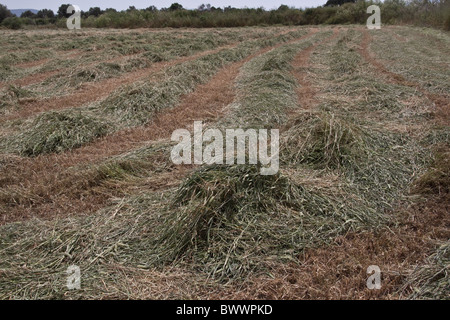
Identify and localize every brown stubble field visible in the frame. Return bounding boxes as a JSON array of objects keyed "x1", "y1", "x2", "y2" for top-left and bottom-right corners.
[{"x1": 0, "y1": 25, "x2": 448, "y2": 299}]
